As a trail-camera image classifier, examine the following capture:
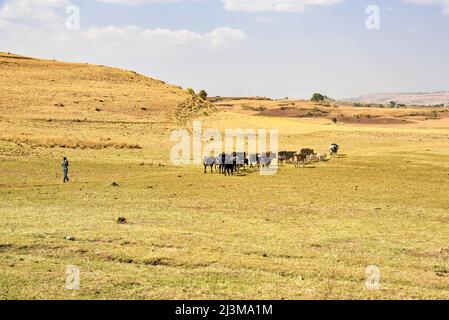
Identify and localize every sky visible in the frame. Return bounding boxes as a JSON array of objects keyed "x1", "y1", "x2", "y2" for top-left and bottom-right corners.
[{"x1": 0, "y1": 0, "x2": 449, "y2": 99}]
